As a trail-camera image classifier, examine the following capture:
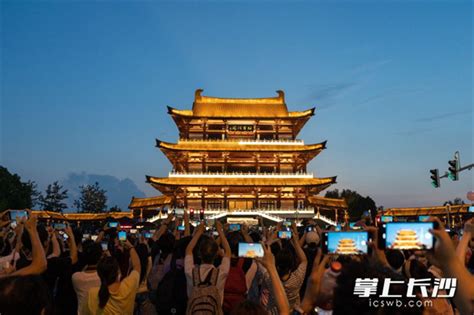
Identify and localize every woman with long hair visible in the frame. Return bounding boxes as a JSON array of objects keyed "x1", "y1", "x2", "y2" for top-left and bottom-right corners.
[{"x1": 87, "y1": 240, "x2": 141, "y2": 314}]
